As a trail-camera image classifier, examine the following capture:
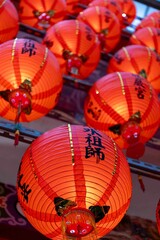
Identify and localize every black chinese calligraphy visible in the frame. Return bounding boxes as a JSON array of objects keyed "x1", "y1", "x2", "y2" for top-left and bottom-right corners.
[
  {"x1": 87, "y1": 100, "x2": 101, "y2": 121},
  {"x1": 84, "y1": 127, "x2": 105, "y2": 162},
  {"x1": 17, "y1": 174, "x2": 32, "y2": 203},
  {"x1": 21, "y1": 40, "x2": 37, "y2": 57},
  {"x1": 134, "y1": 75, "x2": 146, "y2": 99}
]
